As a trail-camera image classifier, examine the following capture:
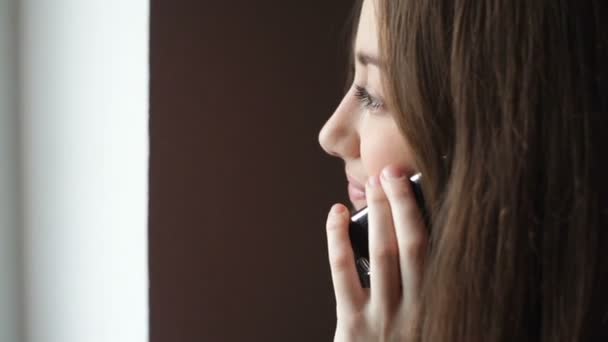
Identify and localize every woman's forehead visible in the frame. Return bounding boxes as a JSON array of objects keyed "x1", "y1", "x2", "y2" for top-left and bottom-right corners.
[{"x1": 354, "y1": 0, "x2": 380, "y2": 62}]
